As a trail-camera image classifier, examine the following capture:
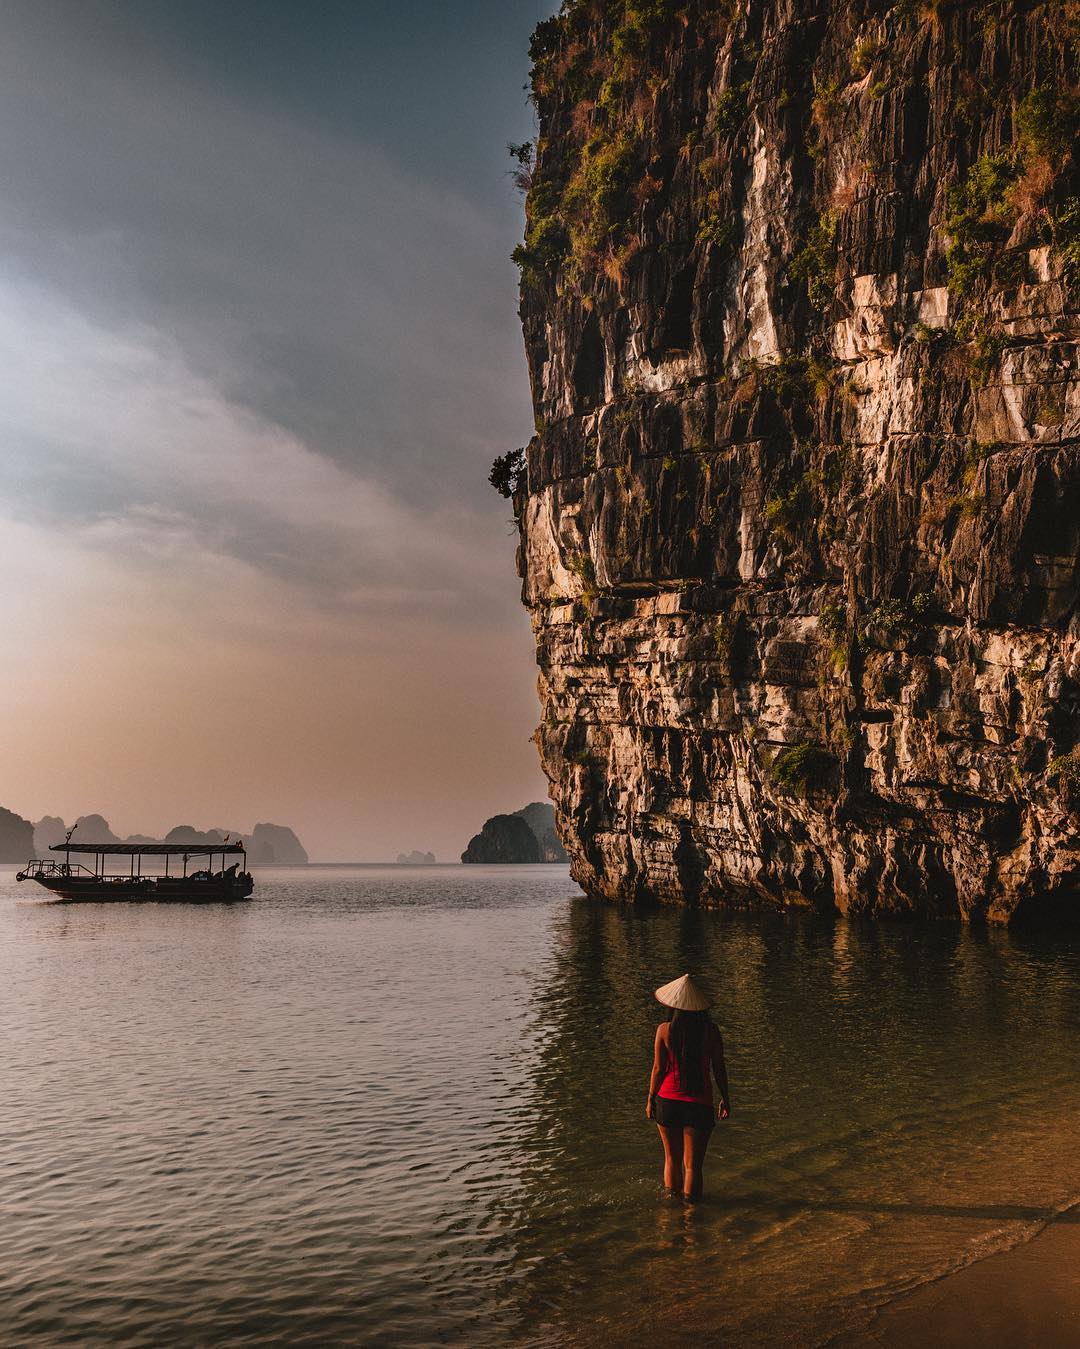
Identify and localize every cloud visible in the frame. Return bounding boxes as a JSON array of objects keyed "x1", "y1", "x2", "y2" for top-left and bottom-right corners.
[
  {"x1": 0, "y1": 269, "x2": 519, "y2": 630},
  {"x1": 0, "y1": 9, "x2": 533, "y2": 505},
  {"x1": 0, "y1": 494, "x2": 541, "y2": 862},
  {"x1": 0, "y1": 2, "x2": 547, "y2": 859}
]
